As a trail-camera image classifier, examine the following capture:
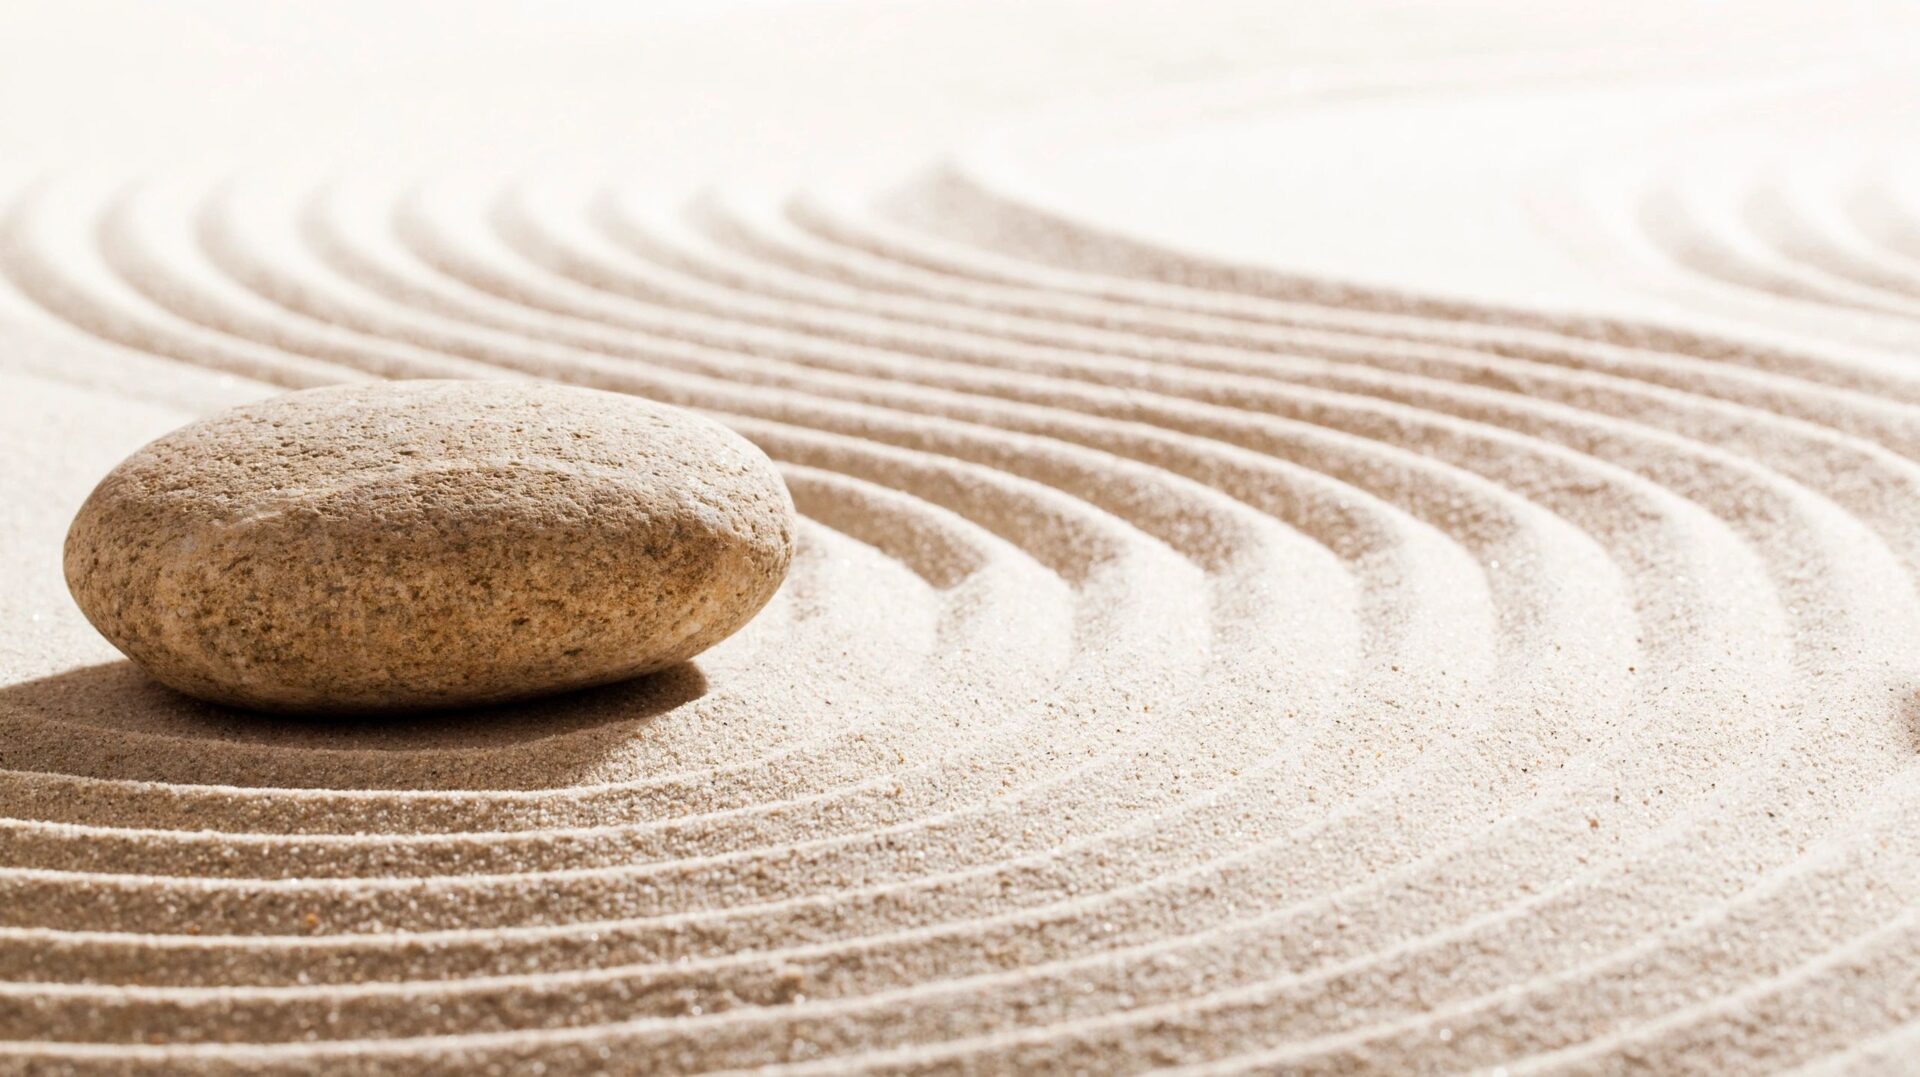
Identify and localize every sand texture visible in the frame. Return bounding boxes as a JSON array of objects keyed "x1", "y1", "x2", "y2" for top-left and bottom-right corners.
[{"x1": 3, "y1": 1, "x2": 1920, "y2": 1073}]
